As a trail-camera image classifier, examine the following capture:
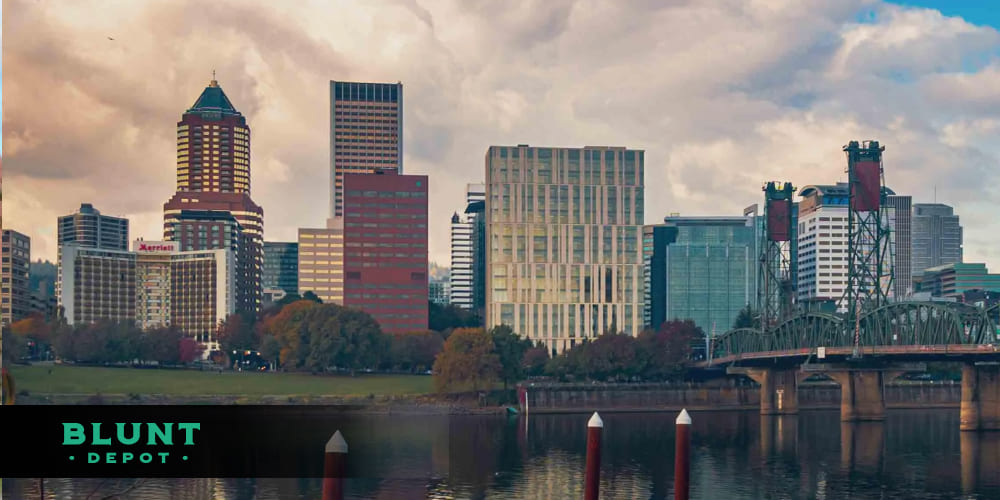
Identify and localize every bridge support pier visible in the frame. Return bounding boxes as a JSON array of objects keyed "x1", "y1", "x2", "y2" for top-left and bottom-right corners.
[
  {"x1": 728, "y1": 367, "x2": 806, "y2": 415},
  {"x1": 826, "y1": 370, "x2": 900, "y2": 422},
  {"x1": 960, "y1": 363, "x2": 1000, "y2": 432}
]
